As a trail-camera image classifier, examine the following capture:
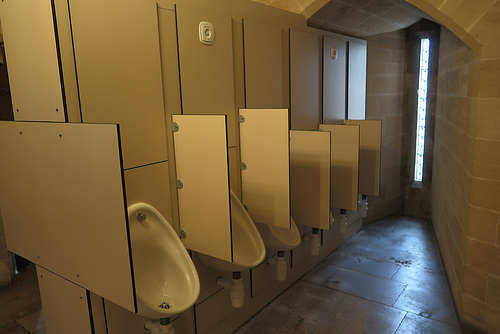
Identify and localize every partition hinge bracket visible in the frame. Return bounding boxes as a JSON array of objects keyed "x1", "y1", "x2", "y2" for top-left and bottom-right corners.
[
  {"x1": 238, "y1": 115, "x2": 245, "y2": 123},
  {"x1": 240, "y1": 162, "x2": 247, "y2": 170},
  {"x1": 176, "y1": 179, "x2": 184, "y2": 189},
  {"x1": 172, "y1": 121, "x2": 179, "y2": 132}
]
